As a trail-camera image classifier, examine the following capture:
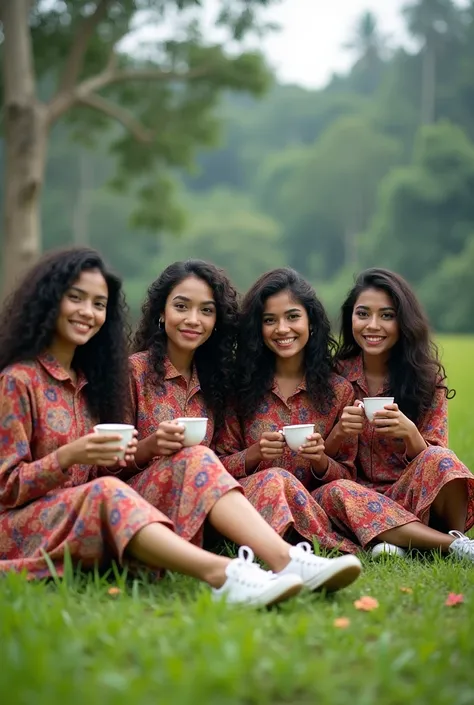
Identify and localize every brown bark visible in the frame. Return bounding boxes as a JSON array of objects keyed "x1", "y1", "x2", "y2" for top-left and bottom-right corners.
[{"x1": 2, "y1": 0, "x2": 48, "y2": 297}]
